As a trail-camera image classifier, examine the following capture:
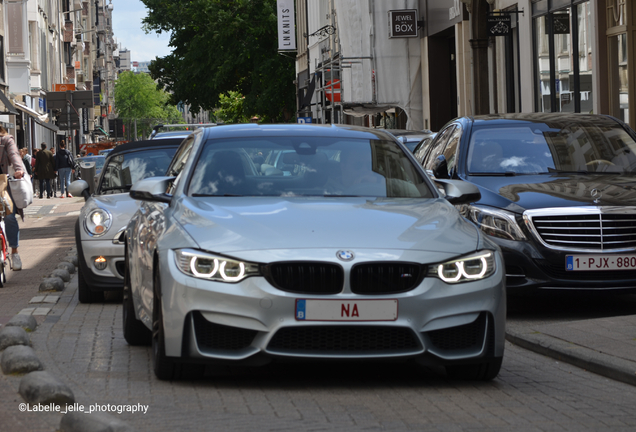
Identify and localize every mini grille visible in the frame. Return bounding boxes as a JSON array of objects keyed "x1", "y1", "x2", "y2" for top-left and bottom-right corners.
[
  {"x1": 427, "y1": 313, "x2": 487, "y2": 351},
  {"x1": 264, "y1": 262, "x2": 344, "y2": 294},
  {"x1": 192, "y1": 311, "x2": 257, "y2": 350},
  {"x1": 529, "y1": 212, "x2": 636, "y2": 251},
  {"x1": 350, "y1": 263, "x2": 424, "y2": 294},
  {"x1": 267, "y1": 326, "x2": 420, "y2": 354}
]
